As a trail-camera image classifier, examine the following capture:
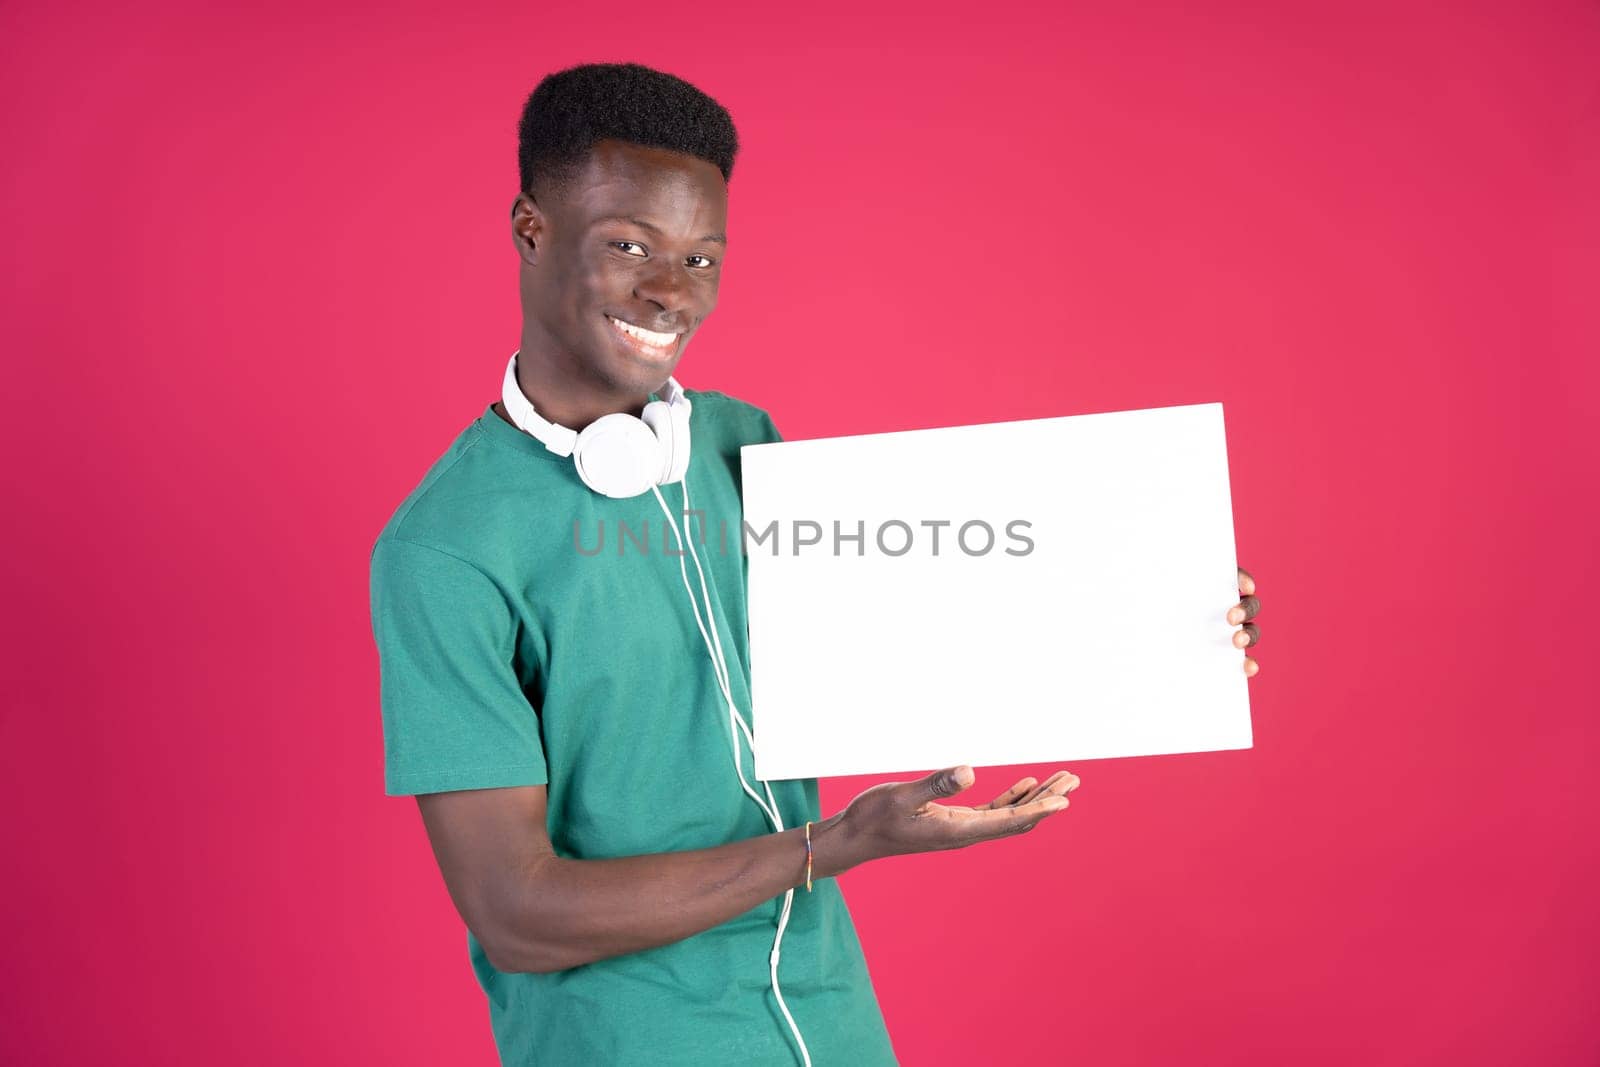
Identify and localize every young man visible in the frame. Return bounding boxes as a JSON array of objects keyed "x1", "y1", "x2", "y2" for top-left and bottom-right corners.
[{"x1": 369, "y1": 63, "x2": 1263, "y2": 1065}]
